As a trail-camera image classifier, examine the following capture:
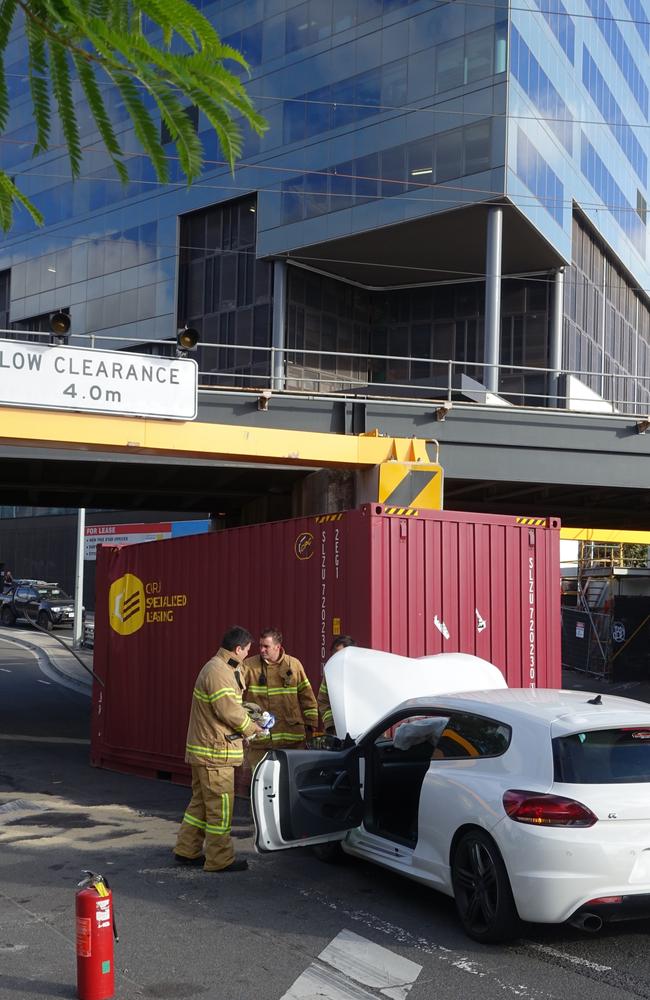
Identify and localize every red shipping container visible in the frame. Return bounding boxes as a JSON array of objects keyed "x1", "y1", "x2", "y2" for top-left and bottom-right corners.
[{"x1": 91, "y1": 505, "x2": 561, "y2": 783}]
